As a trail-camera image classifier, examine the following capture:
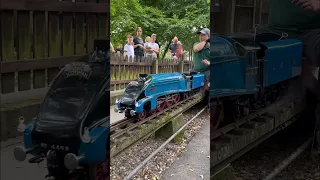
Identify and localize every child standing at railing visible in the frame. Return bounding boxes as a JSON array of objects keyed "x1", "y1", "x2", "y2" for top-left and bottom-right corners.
[
  {"x1": 144, "y1": 36, "x2": 153, "y2": 59},
  {"x1": 124, "y1": 34, "x2": 135, "y2": 62}
]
